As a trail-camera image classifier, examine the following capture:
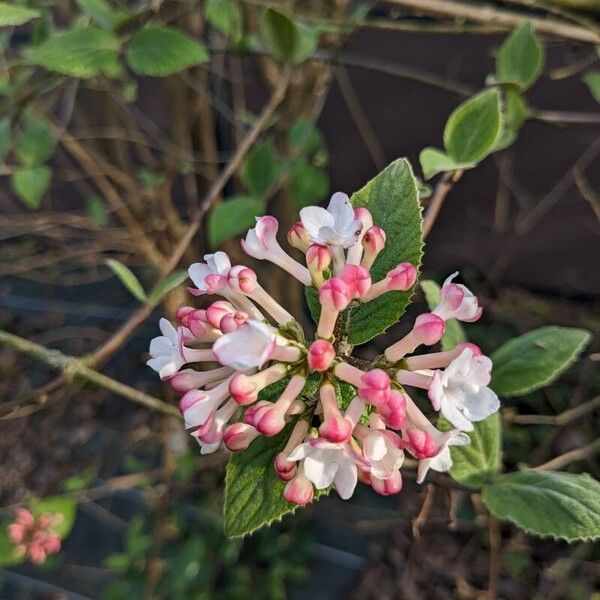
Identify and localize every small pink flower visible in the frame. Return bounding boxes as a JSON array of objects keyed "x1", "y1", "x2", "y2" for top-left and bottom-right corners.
[
  {"x1": 361, "y1": 226, "x2": 386, "y2": 270},
  {"x1": 364, "y1": 262, "x2": 417, "y2": 301},
  {"x1": 223, "y1": 422, "x2": 260, "y2": 451},
  {"x1": 283, "y1": 469, "x2": 314, "y2": 505},
  {"x1": 306, "y1": 244, "x2": 332, "y2": 273},
  {"x1": 318, "y1": 383, "x2": 352, "y2": 443},
  {"x1": 406, "y1": 428, "x2": 438, "y2": 459},
  {"x1": 358, "y1": 369, "x2": 391, "y2": 406},
  {"x1": 206, "y1": 300, "x2": 236, "y2": 329},
  {"x1": 219, "y1": 311, "x2": 248, "y2": 333},
  {"x1": 307, "y1": 339, "x2": 335, "y2": 372},
  {"x1": 384, "y1": 312, "x2": 445, "y2": 362},
  {"x1": 433, "y1": 272, "x2": 482, "y2": 322},
  {"x1": 227, "y1": 265, "x2": 258, "y2": 294},
  {"x1": 317, "y1": 277, "x2": 352, "y2": 339},
  {"x1": 371, "y1": 470, "x2": 403, "y2": 496},
  {"x1": 287, "y1": 221, "x2": 311, "y2": 252},
  {"x1": 188, "y1": 252, "x2": 231, "y2": 295},
  {"x1": 340, "y1": 265, "x2": 371, "y2": 299},
  {"x1": 8, "y1": 509, "x2": 62, "y2": 565},
  {"x1": 377, "y1": 389, "x2": 407, "y2": 429}
]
